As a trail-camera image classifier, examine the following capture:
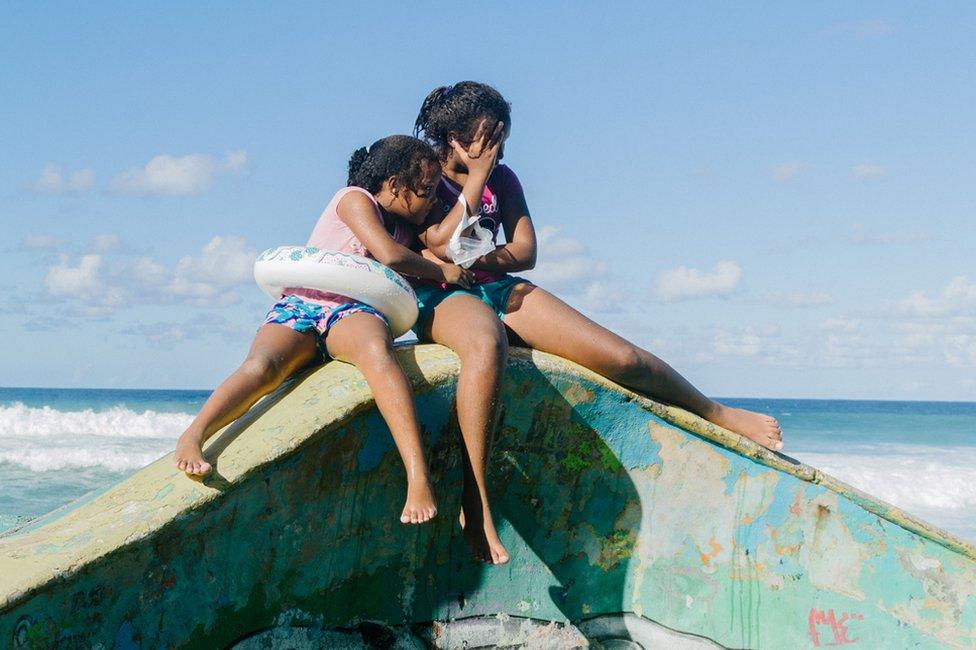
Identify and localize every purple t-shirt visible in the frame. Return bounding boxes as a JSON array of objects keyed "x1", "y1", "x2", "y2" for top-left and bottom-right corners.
[{"x1": 426, "y1": 164, "x2": 524, "y2": 285}]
